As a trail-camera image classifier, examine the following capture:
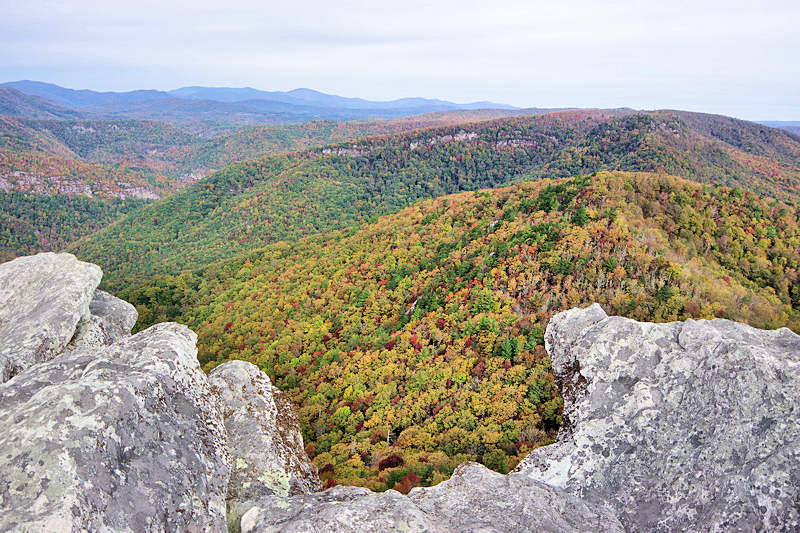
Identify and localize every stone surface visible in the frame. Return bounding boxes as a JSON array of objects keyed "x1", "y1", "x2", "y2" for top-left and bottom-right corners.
[
  {"x1": 68, "y1": 289, "x2": 139, "y2": 350},
  {"x1": 408, "y1": 462, "x2": 623, "y2": 533},
  {"x1": 239, "y1": 463, "x2": 623, "y2": 533},
  {"x1": 516, "y1": 304, "x2": 800, "y2": 532},
  {"x1": 0, "y1": 252, "x2": 101, "y2": 382},
  {"x1": 0, "y1": 322, "x2": 230, "y2": 533},
  {"x1": 209, "y1": 360, "x2": 320, "y2": 530},
  {"x1": 240, "y1": 485, "x2": 440, "y2": 533}
]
